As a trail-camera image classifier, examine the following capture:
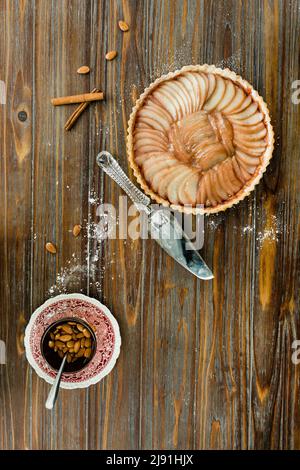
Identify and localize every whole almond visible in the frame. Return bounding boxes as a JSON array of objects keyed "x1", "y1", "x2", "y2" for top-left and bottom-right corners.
[
  {"x1": 77, "y1": 65, "x2": 90, "y2": 74},
  {"x1": 83, "y1": 328, "x2": 91, "y2": 338},
  {"x1": 73, "y1": 224, "x2": 82, "y2": 237},
  {"x1": 105, "y1": 50, "x2": 117, "y2": 61},
  {"x1": 76, "y1": 348, "x2": 84, "y2": 358},
  {"x1": 84, "y1": 348, "x2": 92, "y2": 358},
  {"x1": 59, "y1": 334, "x2": 72, "y2": 342},
  {"x1": 61, "y1": 324, "x2": 73, "y2": 334},
  {"x1": 118, "y1": 20, "x2": 129, "y2": 32},
  {"x1": 46, "y1": 242, "x2": 57, "y2": 254}
]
